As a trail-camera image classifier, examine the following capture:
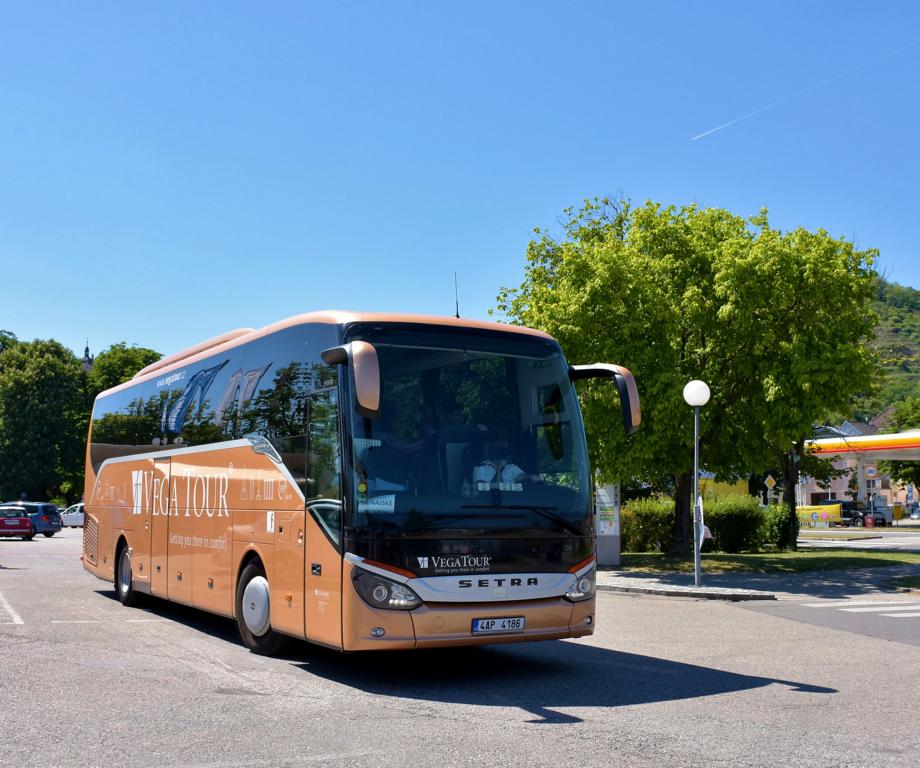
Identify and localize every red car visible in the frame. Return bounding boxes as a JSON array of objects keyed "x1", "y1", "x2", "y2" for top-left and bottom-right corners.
[{"x1": 0, "y1": 508, "x2": 34, "y2": 540}]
